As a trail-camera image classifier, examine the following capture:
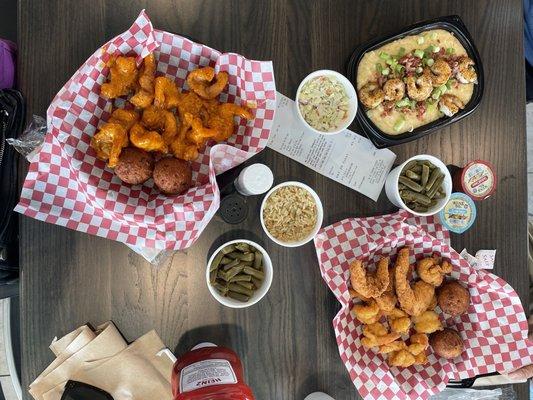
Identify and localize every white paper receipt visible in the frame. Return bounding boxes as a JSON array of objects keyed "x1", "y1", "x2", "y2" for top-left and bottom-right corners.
[
  {"x1": 268, "y1": 93, "x2": 396, "y2": 201},
  {"x1": 179, "y1": 358, "x2": 237, "y2": 393}
]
